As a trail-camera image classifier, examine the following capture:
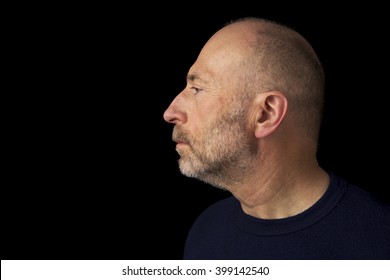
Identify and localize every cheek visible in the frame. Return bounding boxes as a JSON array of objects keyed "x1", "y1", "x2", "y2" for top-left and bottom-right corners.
[{"x1": 192, "y1": 108, "x2": 218, "y2": 134}]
